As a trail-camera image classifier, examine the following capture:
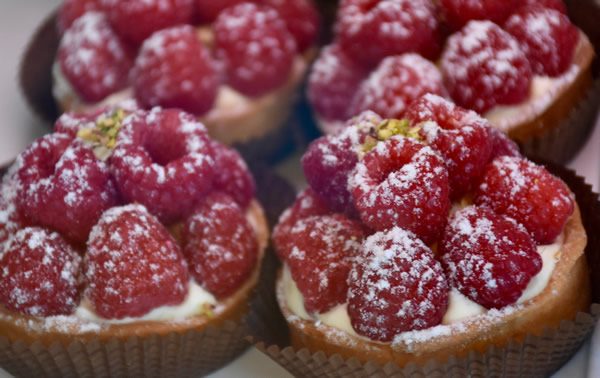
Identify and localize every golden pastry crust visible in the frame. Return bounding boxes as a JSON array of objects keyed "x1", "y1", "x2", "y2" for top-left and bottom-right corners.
[
  {"x1": 277, "y1": 206, "x2": 589, "y2": 367},
  {"x1": 0, "y1": 200, "x2": 269, "y2": 346}
]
